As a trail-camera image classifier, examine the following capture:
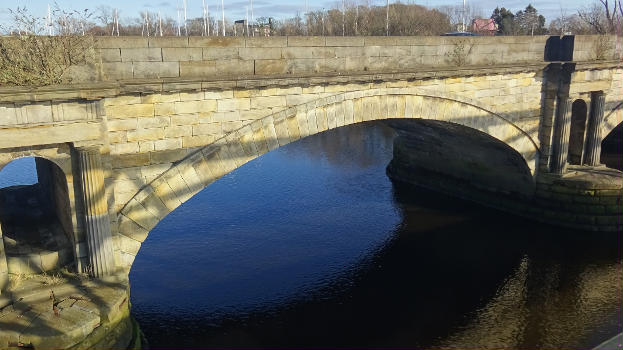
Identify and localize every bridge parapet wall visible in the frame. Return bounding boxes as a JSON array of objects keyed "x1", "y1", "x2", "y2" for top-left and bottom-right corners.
[
  {"x1": 573, "y1": 35, "x2": 623, "y2": 62},
  {"x1": 93, "y1": 36, "x2": 558, "y2": 81},
  {"x1": 90, "y1": 35, "x2": 622, "y2": 82}
]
